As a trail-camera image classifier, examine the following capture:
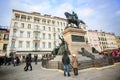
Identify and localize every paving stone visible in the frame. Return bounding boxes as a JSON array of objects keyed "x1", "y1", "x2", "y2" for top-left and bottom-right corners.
[{"x1": 0, "y1": 62, "x2": 120, "y2": 80}]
